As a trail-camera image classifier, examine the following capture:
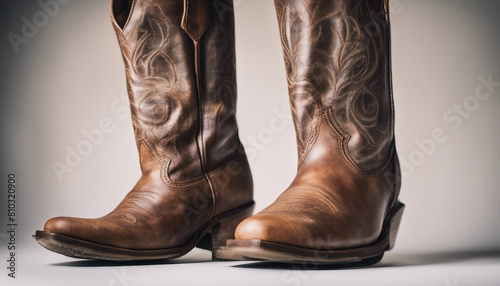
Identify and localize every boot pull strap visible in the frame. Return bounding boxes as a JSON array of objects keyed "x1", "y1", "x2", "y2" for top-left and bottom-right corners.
[{"x1": 181, "y1": 0, "x2": 210, "y2": 43}]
